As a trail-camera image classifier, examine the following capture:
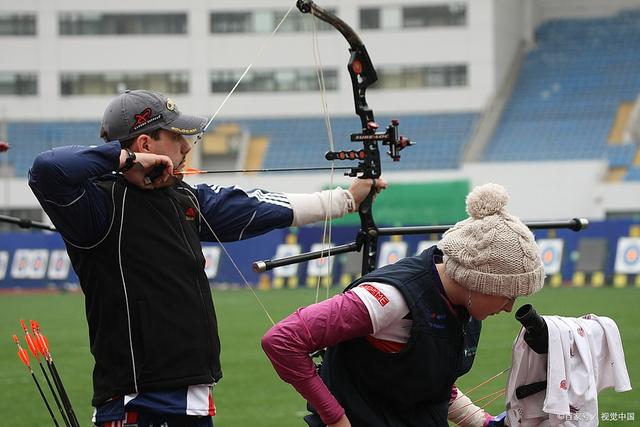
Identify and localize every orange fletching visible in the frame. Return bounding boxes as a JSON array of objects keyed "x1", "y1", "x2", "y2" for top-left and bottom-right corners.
[
  {"x1": 12, "y1": 335, "x2": 31, "y2": 368},
  {"x1": 20, "y1": 319, "x2": 39, "y2": 358},
  {"x1": 25, "y1": 333, "x2": 40, "y2": 359},
  {"x1": 35, "y1": 332, "x2": 49, "y2": 357},
  {"x1": 178, "y1": 168, "x2": 202, "y2": 175},
  {"x1": 18, "y1": 347, "x2": 31, "y2": 367}
]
